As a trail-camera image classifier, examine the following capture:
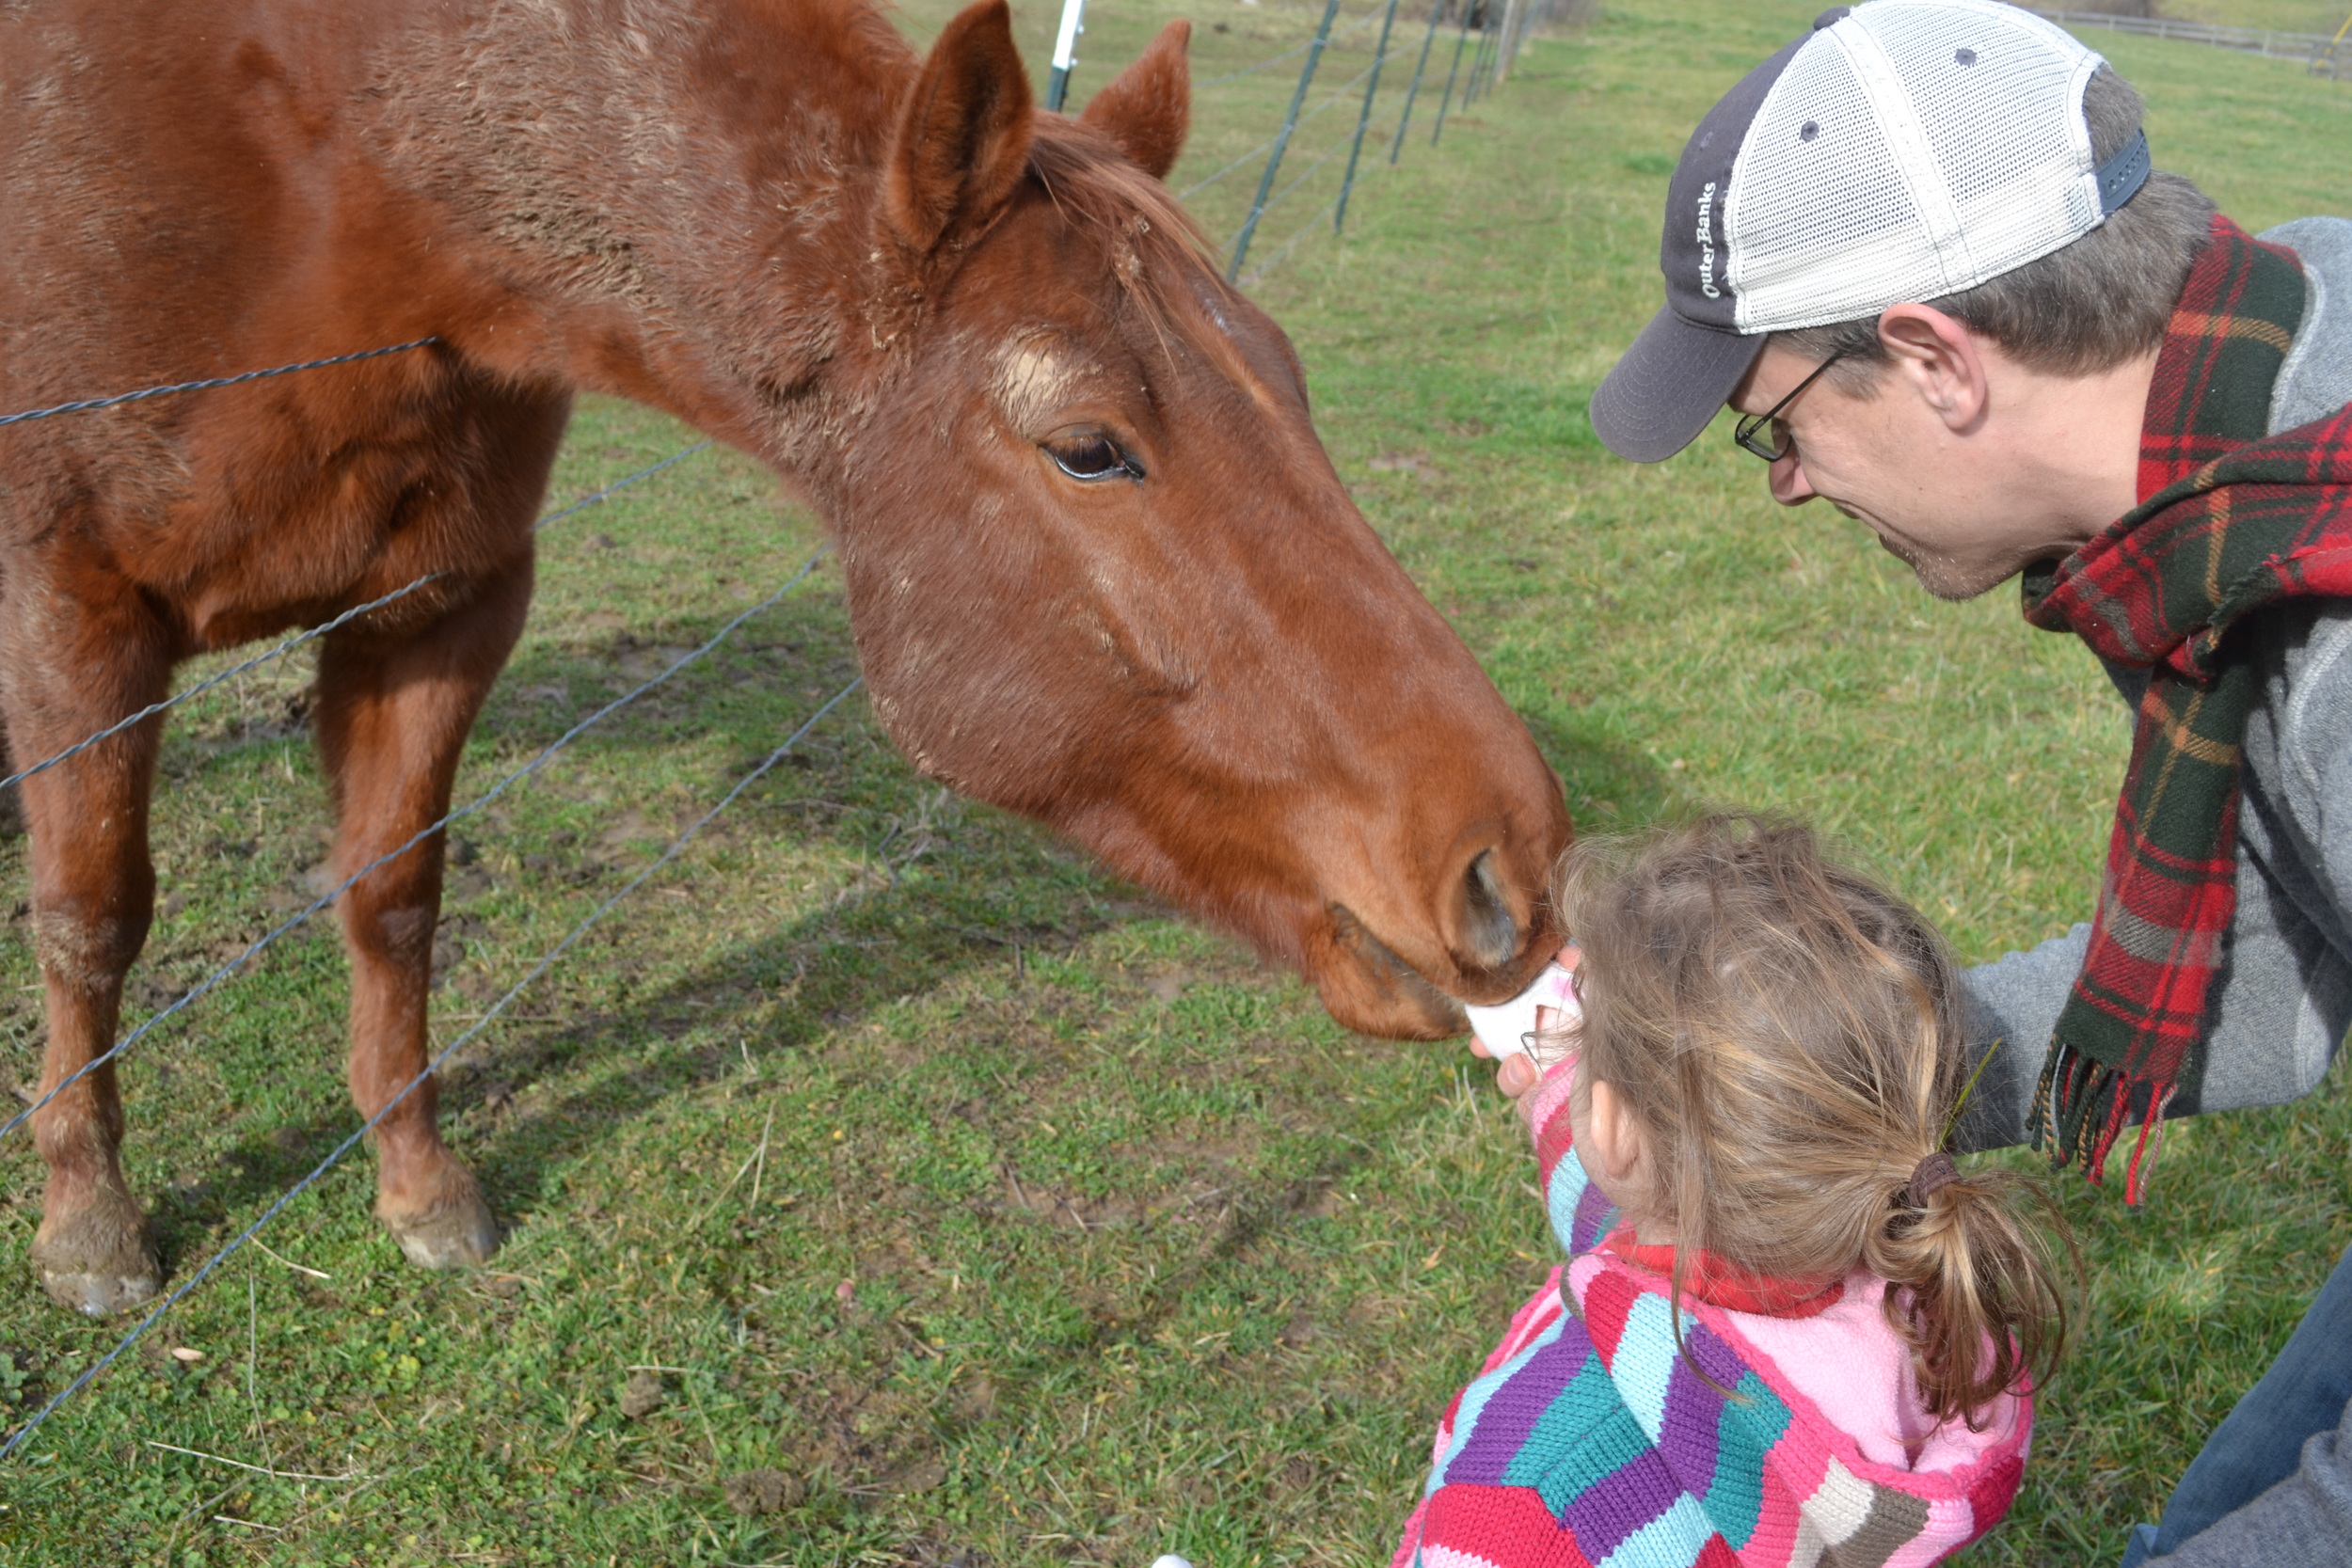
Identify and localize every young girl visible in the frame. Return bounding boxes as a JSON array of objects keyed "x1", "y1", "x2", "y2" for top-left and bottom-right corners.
[{"x1": 1395, "y1": 817, "x2": 2074, "y2": 1568}]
